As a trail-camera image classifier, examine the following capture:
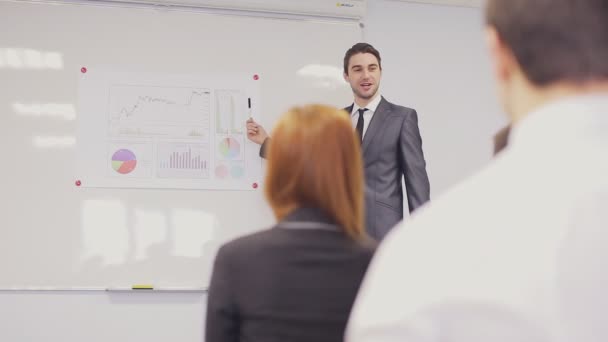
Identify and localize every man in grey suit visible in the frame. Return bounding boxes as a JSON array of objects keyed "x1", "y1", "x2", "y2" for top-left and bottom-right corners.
[{"x1": 247, "y1": 43, "x2": 430, "y2": 240}]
